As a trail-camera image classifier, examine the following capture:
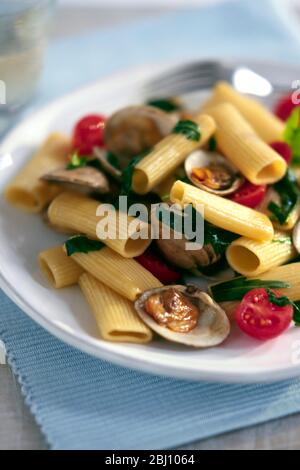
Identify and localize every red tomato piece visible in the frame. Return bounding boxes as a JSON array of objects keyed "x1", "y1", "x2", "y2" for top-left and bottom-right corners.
[
  {"x1": 72, "y1": 114, "x2": 106, "y2": 155},
  {"x1": 235, "y1": 288, "x2": 293, "y2": 341},
  {"x1": 274, "y1": 93, "x2": 299, "y2": 121},
  {"x1": 135, "y1": 249, "x2": 181, "y2": 284},
  {"x1": 229, "y1": 181, "x2": 266, "y2": 208},
  {"x1": 270, "y1": 141, "x2": 292, "y2": 163}
]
